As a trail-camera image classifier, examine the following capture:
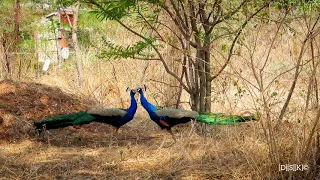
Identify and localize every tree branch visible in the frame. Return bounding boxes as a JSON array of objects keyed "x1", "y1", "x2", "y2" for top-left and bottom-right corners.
[
  {"x1": 137, "y1": 11, "x2": 183, "y2": 52},
  {"x1": 188, "y1": 0, "x2": 199, "y2": 35},
  {"x1": 151, "y1": 43, "x2": 192, "y2": 94},
  {"x1": 261, "y1": 10, "x2": 288, "y2": 73},
  {"x1": 278, "y1": 15, "x2": 320, "y2": 122},
  {"x1": 169, "y1": 0, "x2": 189, "y2": 31},
  {"x1": 149, "y1": 79, "x2": 180, "y2": 88},
  {"x1": 133, "y1": 57, "x2": 161, "y2": 61},
  {"x1": 214, "y1": 0, "x2": 249, "y2": 25},
  {"x1": 210, "y1": 2, "x2": 269, "y2": 81},
  {"x1": 161, "y1": 3, "x2": 190, "y2": 39}
]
